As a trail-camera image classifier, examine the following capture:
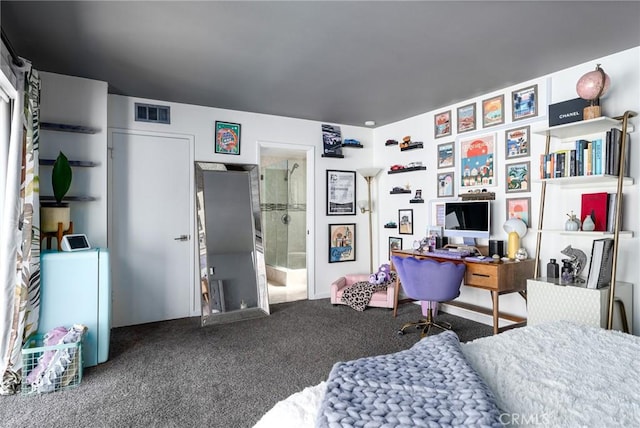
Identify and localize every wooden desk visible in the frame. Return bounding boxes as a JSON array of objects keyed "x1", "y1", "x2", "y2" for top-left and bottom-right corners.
[{"x1": 390, "y1": 249, "x2": 535, "y2": 334}]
